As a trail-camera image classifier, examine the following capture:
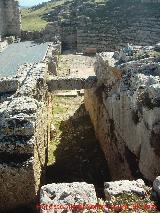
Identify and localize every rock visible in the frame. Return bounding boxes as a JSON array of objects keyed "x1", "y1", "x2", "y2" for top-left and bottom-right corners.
[
  {"x1": 154, "y1": 43, "x2": 160, "y2": 52},
  {"x1": 153, "y1": 176, "x2": 160, "y2": 197},
  {"x1": 153, "y1": 123, "x2": 160, "y2": 135},
  {"x1": 50, "y1": 124, "x2": 56, "y2": 139},
  {"x1": 48, "y1": 60, "x2": 57, "y2": 76},
  {"x1": 104, "y1": 179, "x2": 146, "y2": 200},
  {"x1": 40, "y1": 182, "x2": 97, "y2": 212},
  {"x1": 0, "y1": 78, "x2": 19, "y2": 93},
  {"x1": 47, "y1": 76, "x2": 98, "y2": 91},
  {"x1": 86, "y1": 44, "x2": 160, "y2": 181}
]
